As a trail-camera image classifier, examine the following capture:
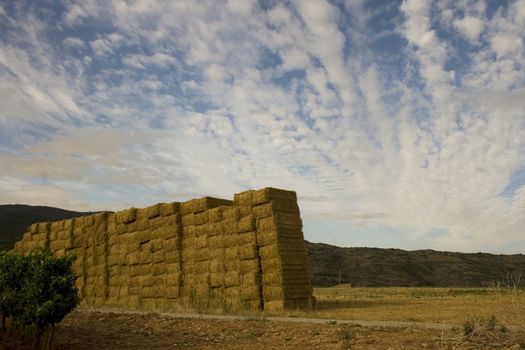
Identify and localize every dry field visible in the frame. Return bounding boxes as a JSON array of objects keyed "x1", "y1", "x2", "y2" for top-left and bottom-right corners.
[{"x1": 2, "y1": 286, "x2": 524, "y2": 349}]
